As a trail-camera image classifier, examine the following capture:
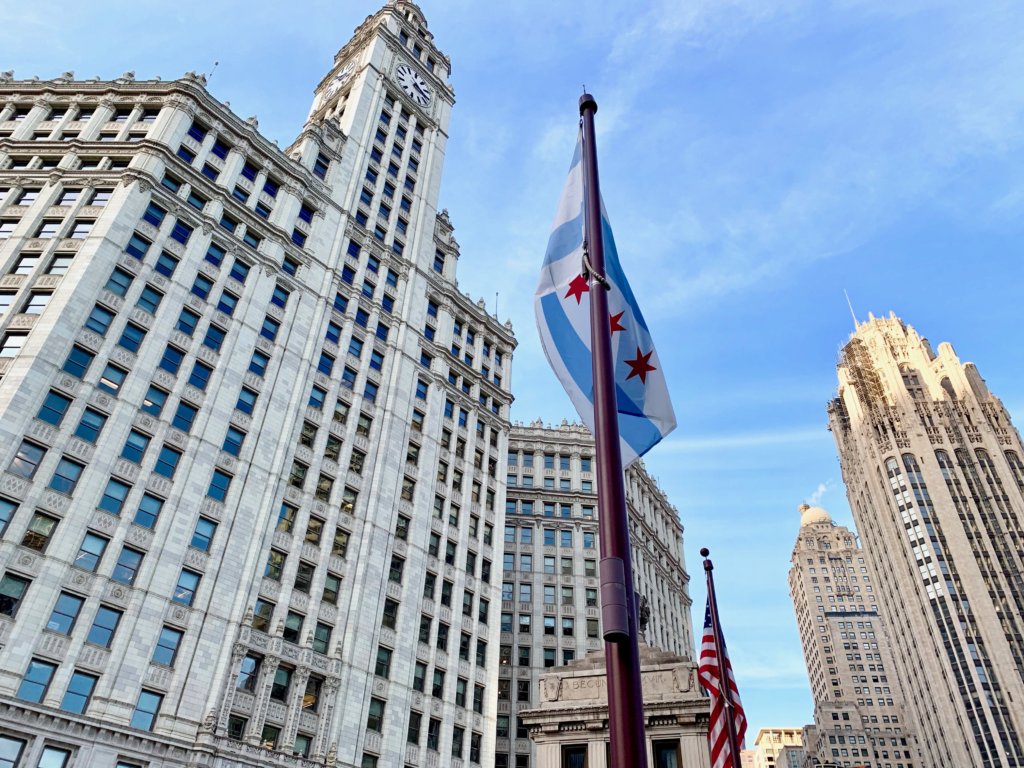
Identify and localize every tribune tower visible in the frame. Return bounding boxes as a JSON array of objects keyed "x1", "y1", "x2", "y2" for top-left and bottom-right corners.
[{"x1": 829, "y1": 313, "x2": 1024, "y2": 767}]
